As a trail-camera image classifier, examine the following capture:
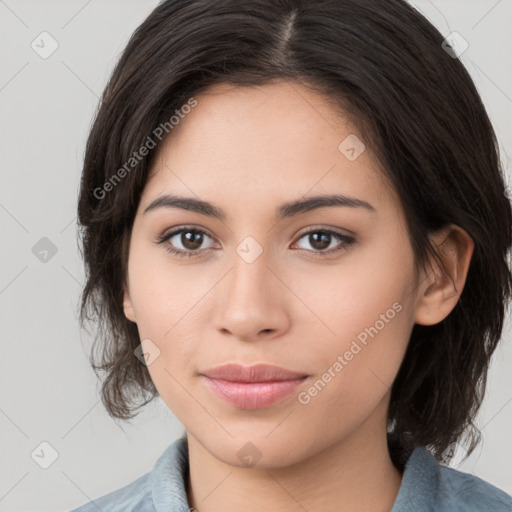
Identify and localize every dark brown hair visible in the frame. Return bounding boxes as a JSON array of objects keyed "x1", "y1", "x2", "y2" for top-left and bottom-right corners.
[{"x1": 77, "y1": 0, "x2": 512, "y2": 461}]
